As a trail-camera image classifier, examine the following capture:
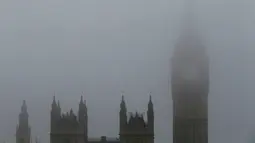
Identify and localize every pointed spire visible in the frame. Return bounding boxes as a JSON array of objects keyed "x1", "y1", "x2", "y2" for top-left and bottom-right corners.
[
  {"x1": 78, "y1": 94, "x2": 87, "y2": 122},
  {"x1": 149, "y1": 92, "x2": 152, "y2": 102},
  {"x1": 148, "y1": 92, "x2": 153, "y2": 105},
  {"x1": 122, "y1": 95, "x2": 124, "y2": 102},
  {"x1": 79, "y1": 95, "x2": 86, "y2": 112},
  {"x1": 21, "y1": 100, "x2": 27, "y2": 113},
  {"x1": 53, "y1": 96, "x2": 56, "y2": 104},
  {"x1": 147, "y1": 92, "x2": 154, "y2": 133},
  {"x1": 53, "y1": 91, "x2": 56, "y2": 104},
  {"x1": 80, "y1": 95, "x2": 83, "y2": 104},
  {"x1": 120, "y1": 92, "x2": 127, "y2": 115},
  {"x1": 51, "y1": 95, "x2": 57, "y2": 111},
  {"x1": 148, "y1": 92, "x2": 153, "y2": 113},
  {"x1": 120, "y1": 92, "x2": 126, "y2": 109},
  {"x1": 121, "y1": 91, "x2": 125, "y2": 101}
]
